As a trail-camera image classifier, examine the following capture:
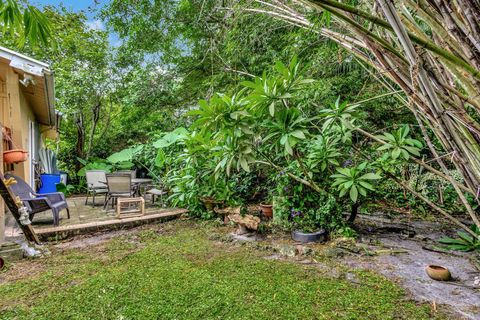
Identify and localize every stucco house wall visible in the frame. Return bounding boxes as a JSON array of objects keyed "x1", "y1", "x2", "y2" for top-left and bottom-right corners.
[{"x1": 0, "y1": 46, "x2": 57, "y2": 243}]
